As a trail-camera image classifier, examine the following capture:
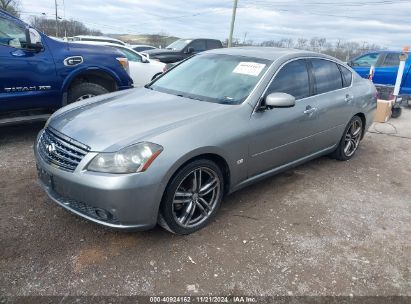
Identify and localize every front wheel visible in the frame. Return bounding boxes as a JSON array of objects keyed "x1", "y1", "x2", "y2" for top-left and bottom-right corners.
[
  {"x1": 67, "y1": 83, "x2": 109, "y2": 104},
  {"x1": 158, "y1": 159, "x2": 224, "y2": 235},
  {"x1": 331, "y1": 116, "x2": 363, "y2": 161}
]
